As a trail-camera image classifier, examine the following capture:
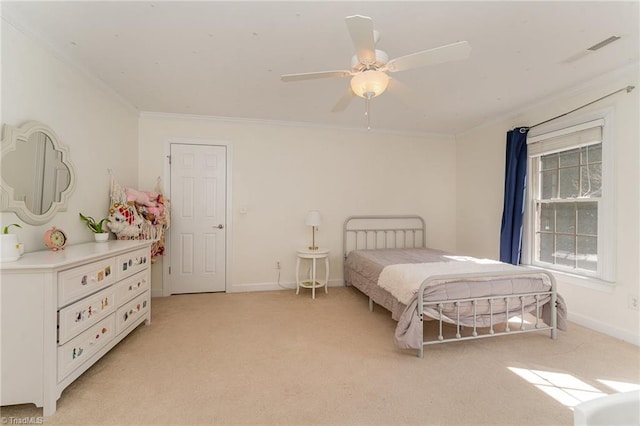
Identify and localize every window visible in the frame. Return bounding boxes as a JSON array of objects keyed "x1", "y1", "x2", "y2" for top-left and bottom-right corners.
[{"x1": 524, "y1": 115, "x2": 614, "y2": 282}]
